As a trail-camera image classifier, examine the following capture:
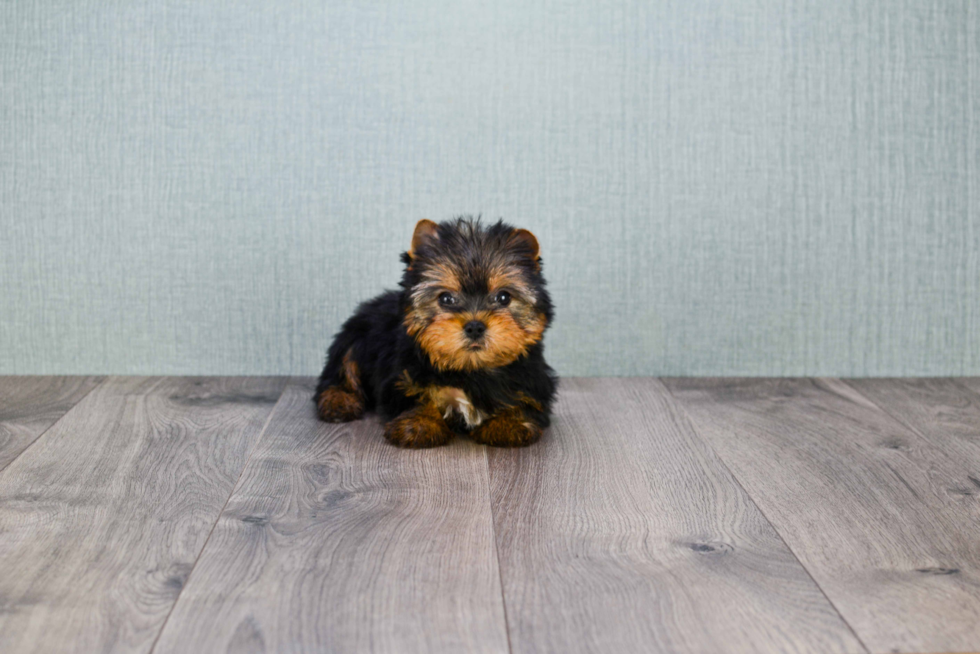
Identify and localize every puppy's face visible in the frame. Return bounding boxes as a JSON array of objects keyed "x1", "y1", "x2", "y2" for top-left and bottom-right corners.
[{"x1": 402, "y1": 218, "x2": 551, "y2": 372}]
